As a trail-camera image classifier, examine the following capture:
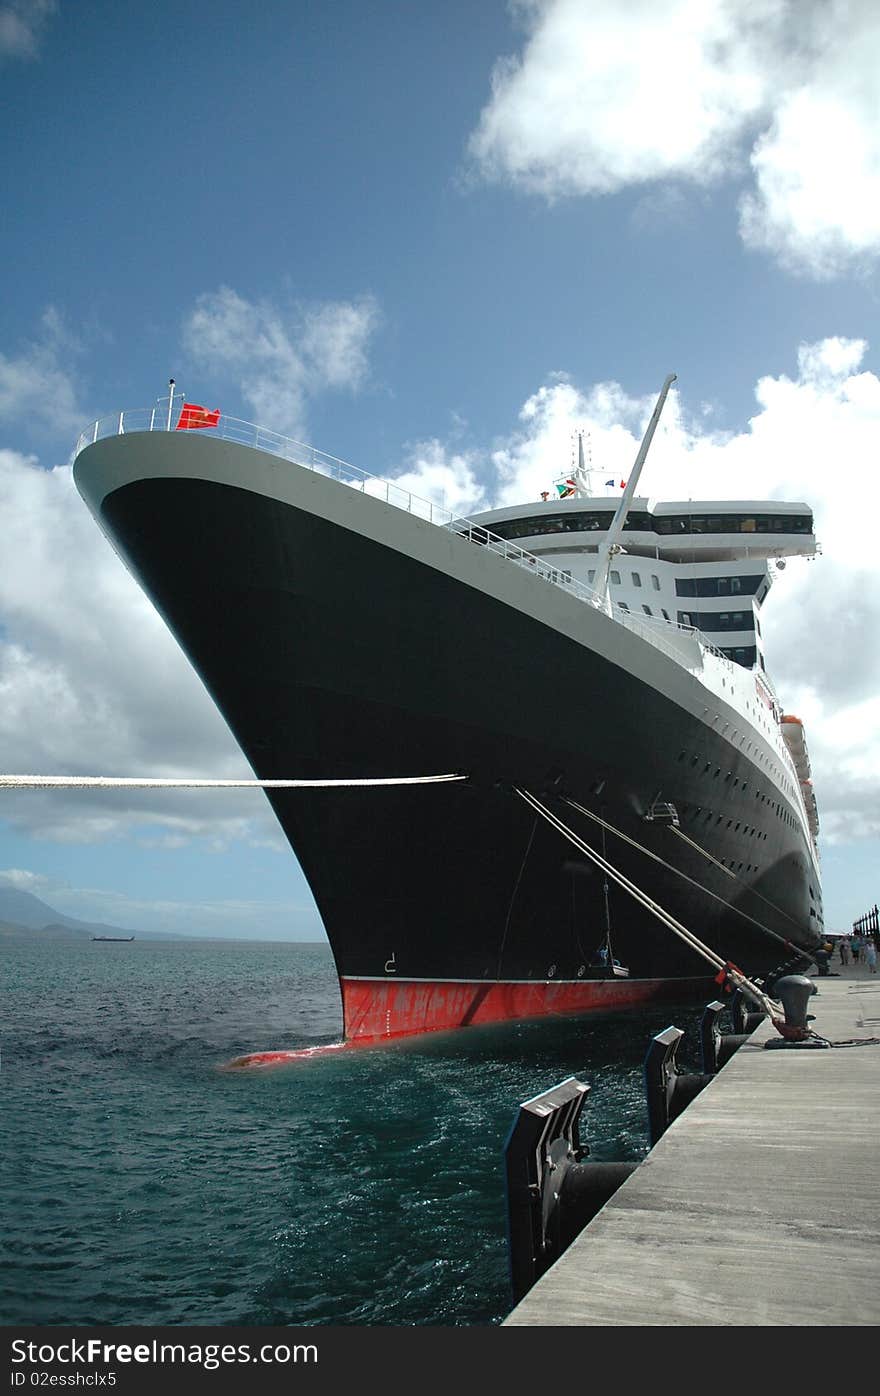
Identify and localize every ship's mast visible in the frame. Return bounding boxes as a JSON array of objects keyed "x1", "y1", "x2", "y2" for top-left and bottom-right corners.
[
  {"x1": 572, "y1": 431, "x2": 592, "y2": 497},
  {"x1": 592, "y1": 373, "x2": 677, "y2": 615}
]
